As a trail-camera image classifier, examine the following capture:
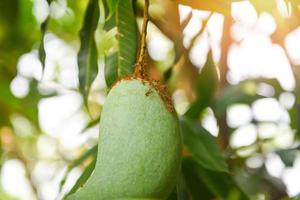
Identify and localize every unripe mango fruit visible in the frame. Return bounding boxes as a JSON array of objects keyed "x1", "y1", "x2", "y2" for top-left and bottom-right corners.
[{"x1": 66, "y1": 78, "x2": 182, "y2": 200}]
